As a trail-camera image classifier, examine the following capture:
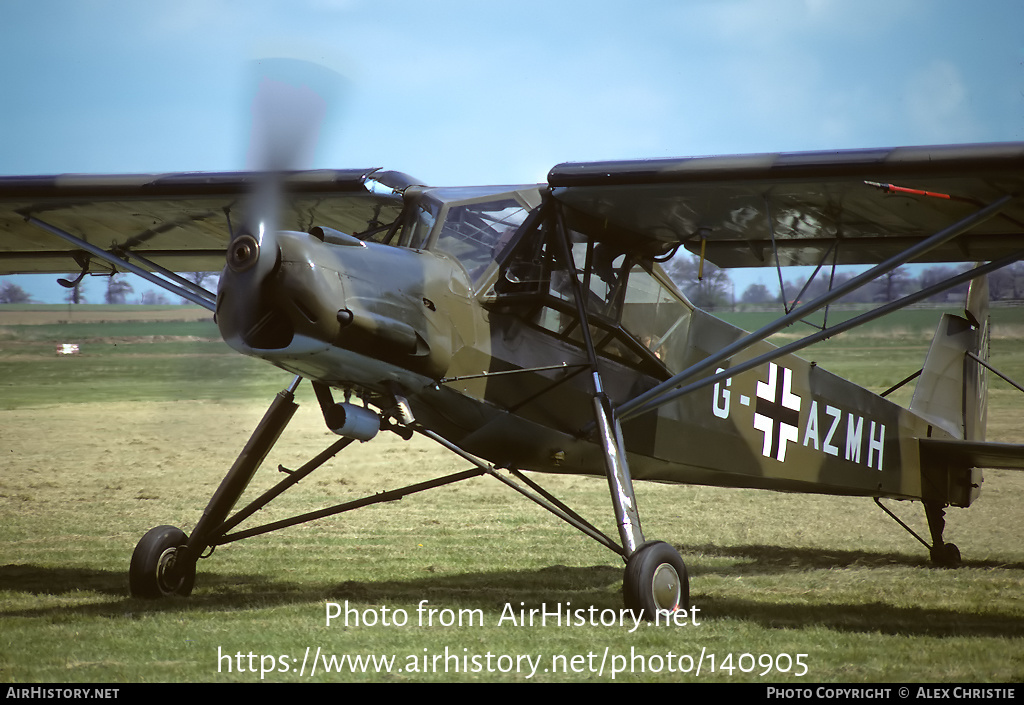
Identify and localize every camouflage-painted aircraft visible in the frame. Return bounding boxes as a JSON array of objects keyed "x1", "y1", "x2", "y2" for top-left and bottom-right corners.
[{"x1": 3, "y1": 139, "x2": 1024, "y2": 618}]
